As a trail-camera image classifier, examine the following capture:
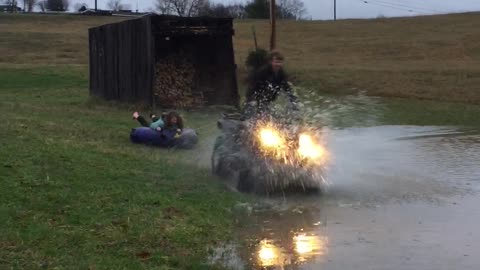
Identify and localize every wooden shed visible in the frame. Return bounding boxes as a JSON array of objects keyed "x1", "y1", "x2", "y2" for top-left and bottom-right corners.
[{"x1": 89, "y1": 14, "x2": 239, "y2": 107}]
